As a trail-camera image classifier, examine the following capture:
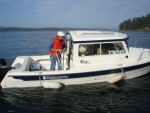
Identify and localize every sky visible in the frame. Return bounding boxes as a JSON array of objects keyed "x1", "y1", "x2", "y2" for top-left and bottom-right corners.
[{"x1": 0, "y1": 0, "x2": 150, "y2": 30}]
